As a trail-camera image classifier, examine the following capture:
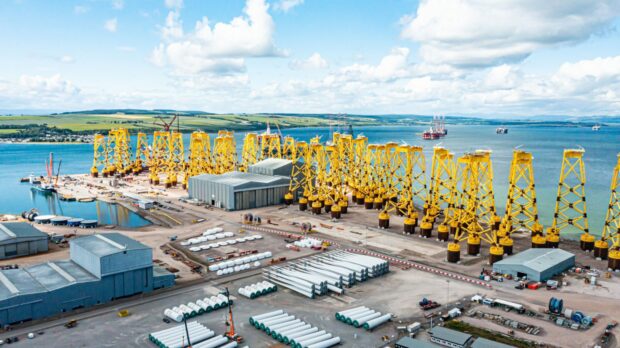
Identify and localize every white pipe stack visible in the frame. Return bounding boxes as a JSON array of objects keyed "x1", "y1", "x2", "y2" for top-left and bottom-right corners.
[
  {"x1": 262, "y1": 250, "x2": 389, "y2": 298},
  {"x1": 249, "y1": 310, "x2": 340, "y2": 348},
  {"x1": 336, "y1": 306, "x2": 392, "y2": 330},
  {"x1": 188, "y1": 234, "x2": 263, "y2": 252},
  {"x1": 191, "y1": 335, "x2": 229, "y2": 348},
  {"x1": 149, "y1": 321, "x2": 215, "y2": 348},
  {"x1": 209, "y1": 251, "x2": 271, "y2": 275},
  {"x1": 164, "y1": 294, "x2": 231, "y2": 320},
  {"x1": 237, "y1": 281, "x2": 277, "y2": 299}
]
